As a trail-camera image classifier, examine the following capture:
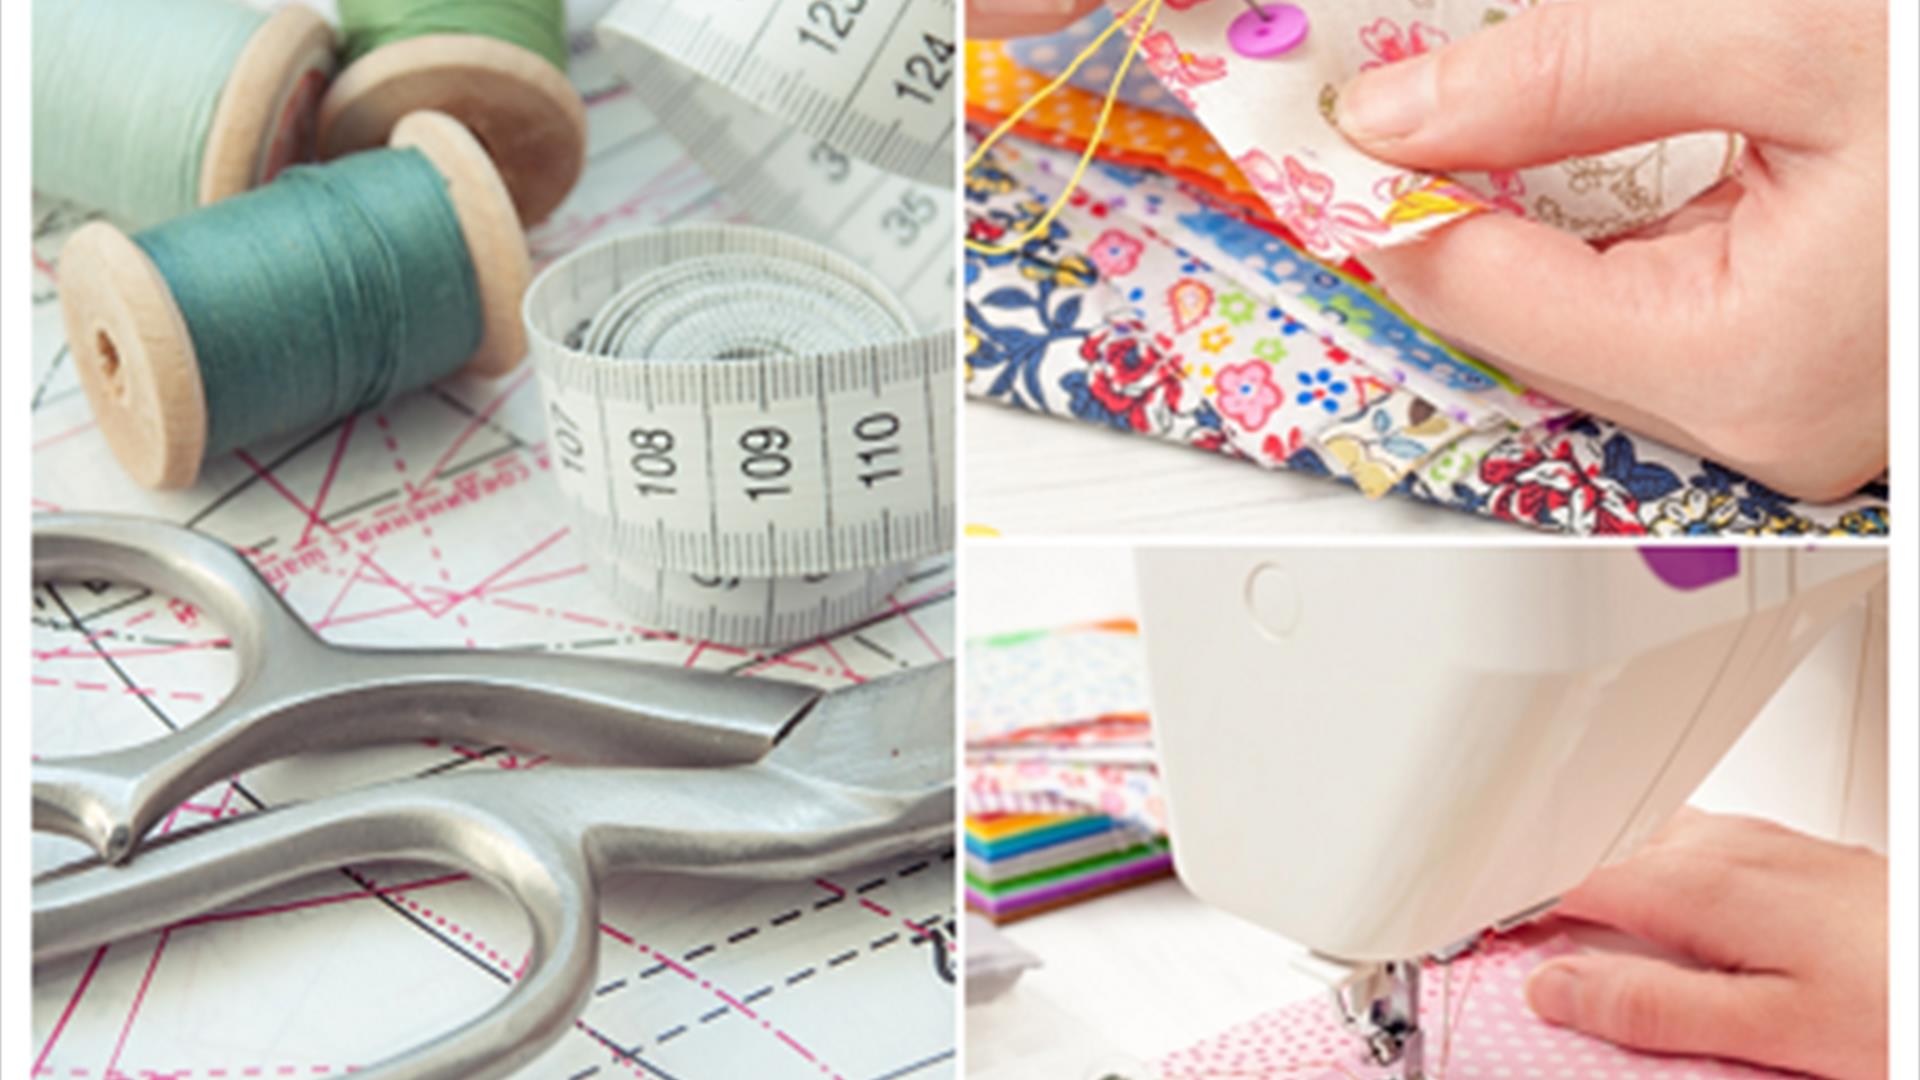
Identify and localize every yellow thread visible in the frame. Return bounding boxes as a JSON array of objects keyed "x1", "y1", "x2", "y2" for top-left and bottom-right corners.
[{"x1": 964, "y1": 0, "x2": 1165, "y2": 256}]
